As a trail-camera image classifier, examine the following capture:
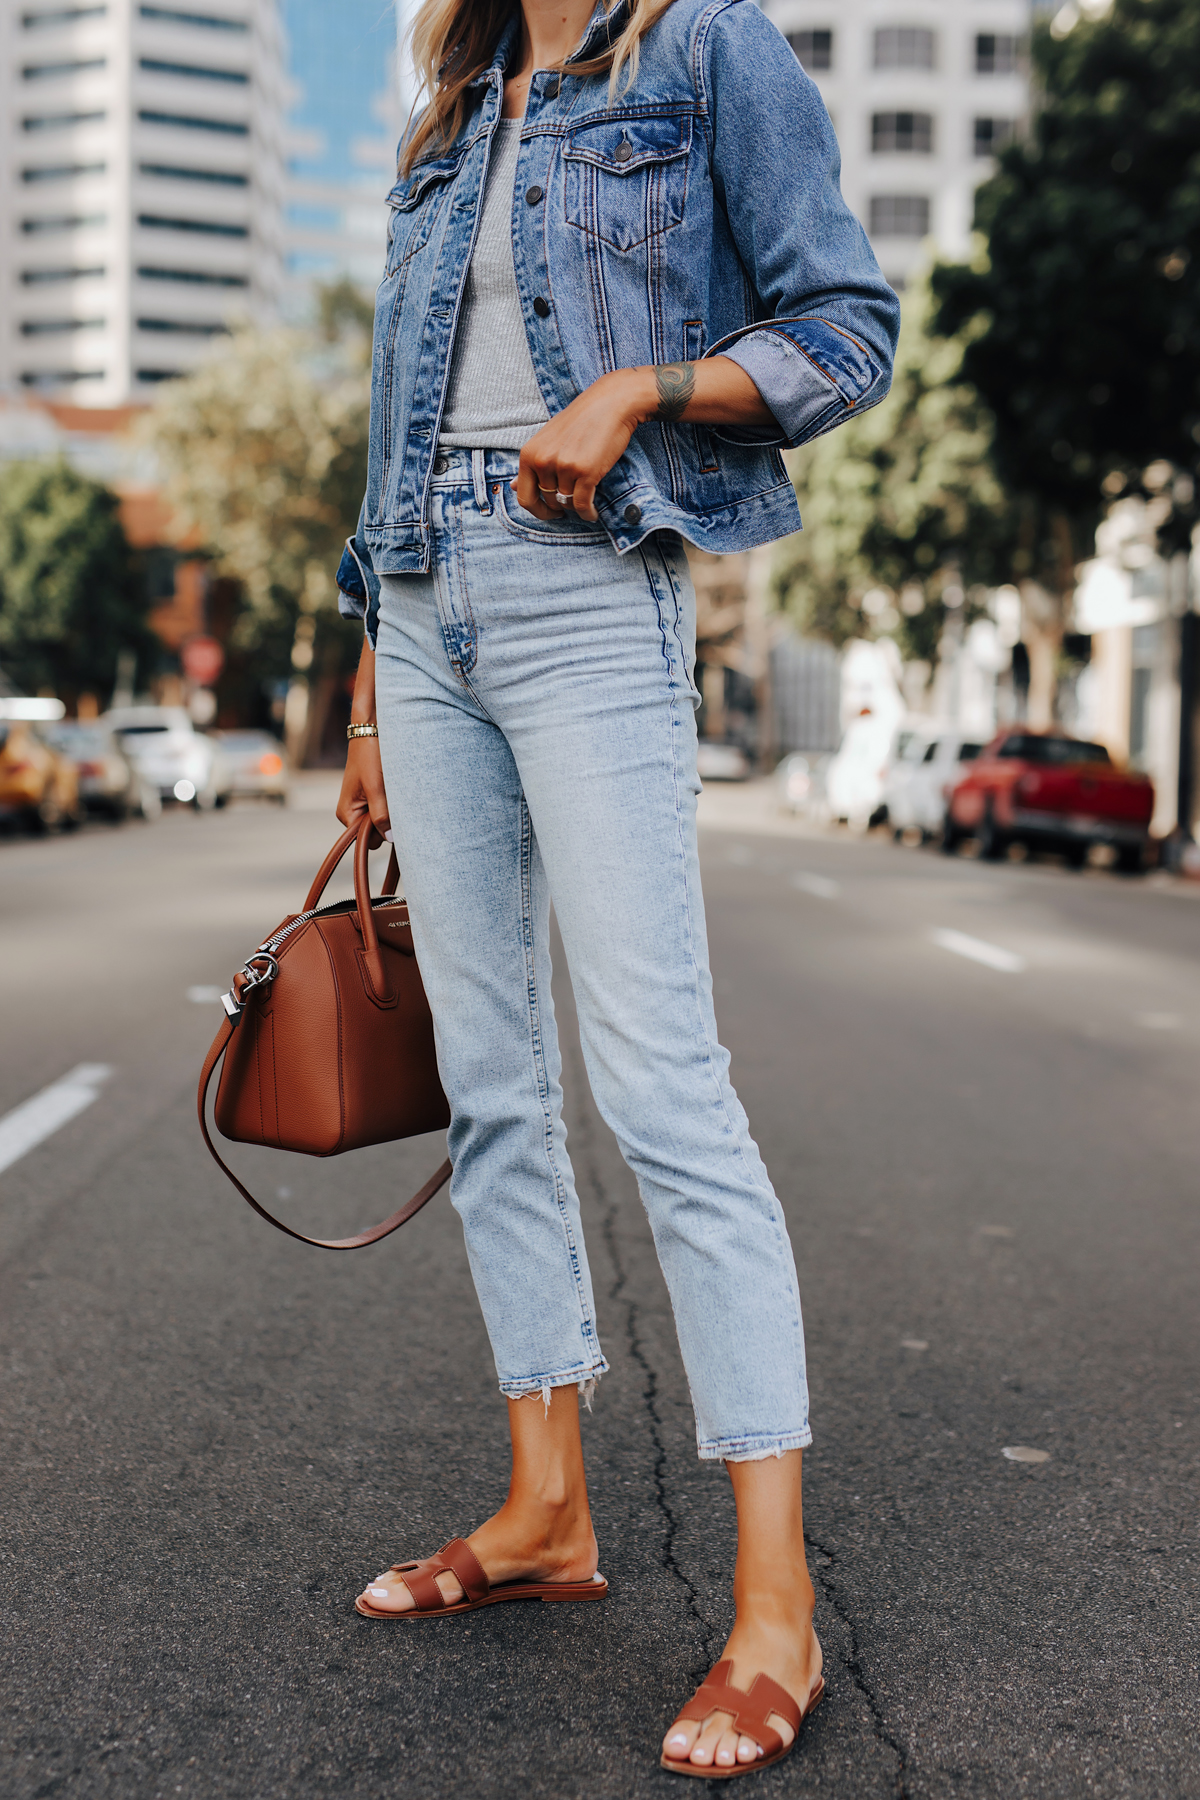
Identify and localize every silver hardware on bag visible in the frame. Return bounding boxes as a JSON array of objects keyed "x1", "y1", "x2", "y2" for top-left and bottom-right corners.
[{"x1": 221, "y1": 952, "x2": 279, "y2": 1021}]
